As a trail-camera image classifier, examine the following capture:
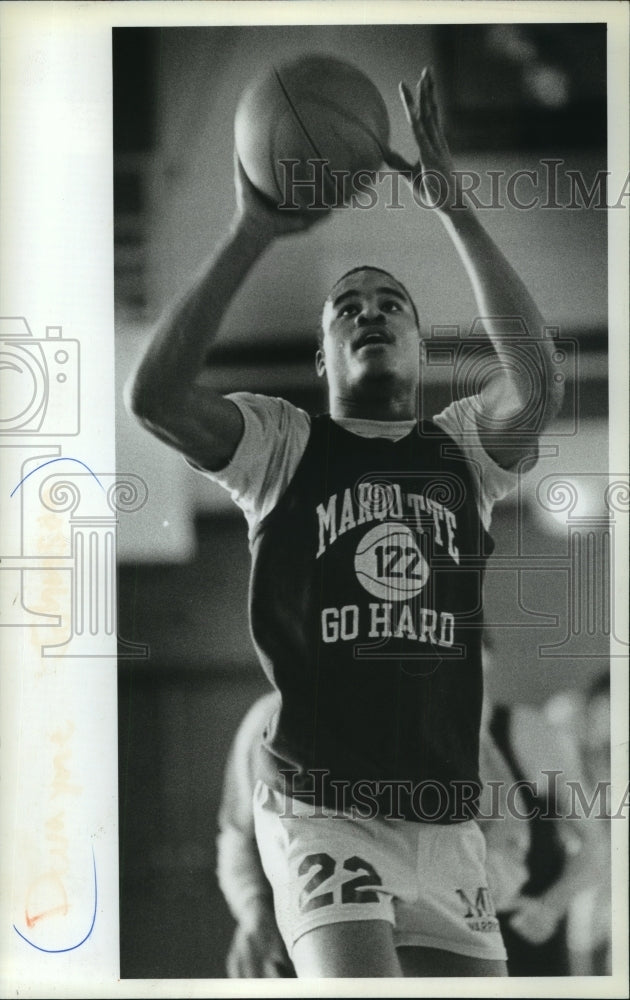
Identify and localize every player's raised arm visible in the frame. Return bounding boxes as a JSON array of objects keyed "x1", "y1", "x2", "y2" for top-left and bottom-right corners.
[
  {"x1": 126, "y1": 155, "x2": 326, "y2": 471},
  {"x1": 387, "y1": 67, "x2": 564, "y2": 471}
]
